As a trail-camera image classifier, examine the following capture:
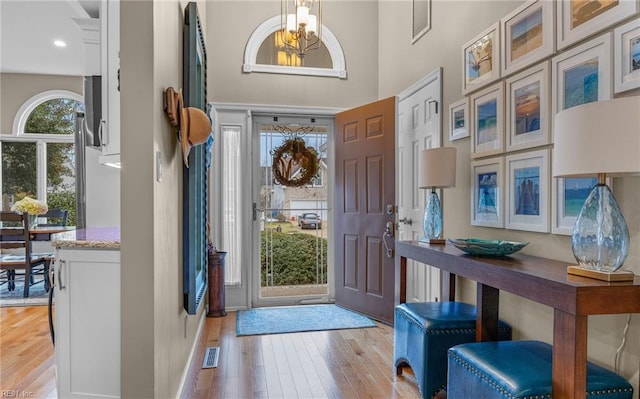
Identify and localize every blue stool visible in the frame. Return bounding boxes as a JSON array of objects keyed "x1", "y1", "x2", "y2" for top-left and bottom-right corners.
[
  {"x1": 394, "y1": 302, "x2": 512, "y2": 399},
  {"x1": 447, "y1": 340, "x2": 633, "y2": 399}
]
